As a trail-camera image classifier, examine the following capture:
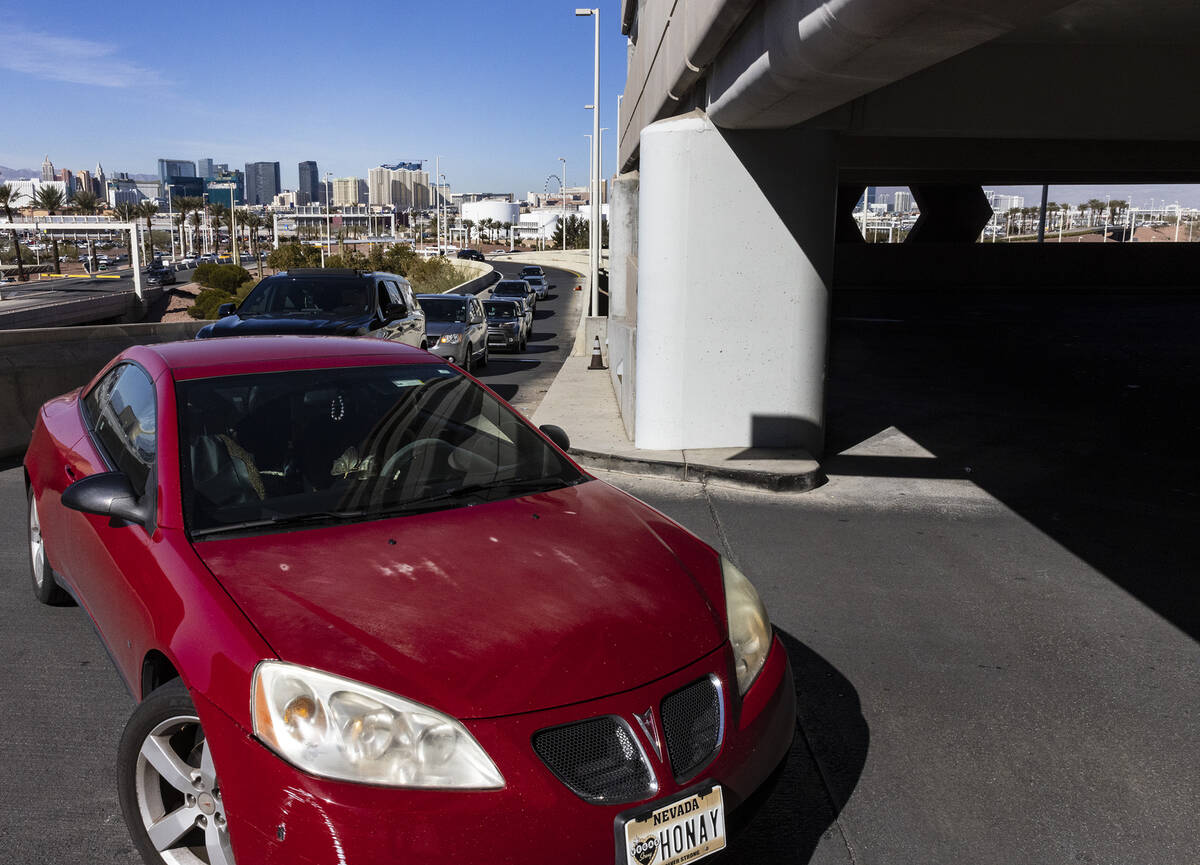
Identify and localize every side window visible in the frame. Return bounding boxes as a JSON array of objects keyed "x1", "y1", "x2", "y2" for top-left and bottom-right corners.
[
  {"x1": 84, "y1": 364, "x2": 157, "y2": 495},
  {"x1": 377, "y1": 282, "x2": 392, "y2": 315},
  {"x1": 384, "y1": 281, "x2": 405, "y2": 311}
]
